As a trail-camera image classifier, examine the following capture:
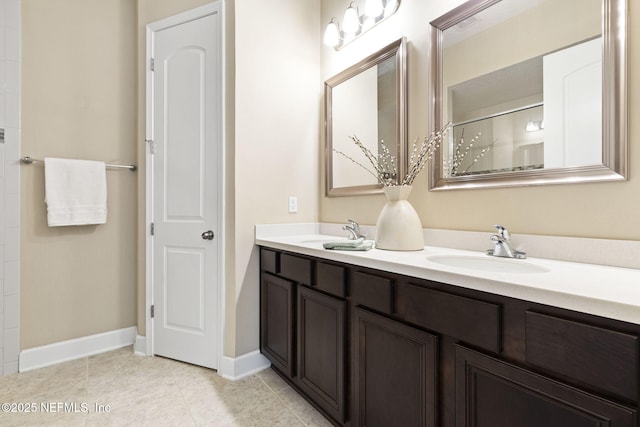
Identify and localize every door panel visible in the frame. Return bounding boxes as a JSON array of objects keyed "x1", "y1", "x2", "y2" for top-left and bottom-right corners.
[
  {"x1": 165, "y1": 247, "x2": 204, "y2": 332},
  {"x1": 297, "y1": 285, "x2": 346, "y2": 423},
  {"x1": 260, "y1": 273, "x2": 295, "y2": 377},
  {"x1": 165, "y1": 47, "x2": 206, "y2": 221},
  {"x1": 353, "y1": 307, "x2": 438, "y2": 427},
  {"x1": 455, "y1": 345, "x2": 636, "y2": 427}
]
